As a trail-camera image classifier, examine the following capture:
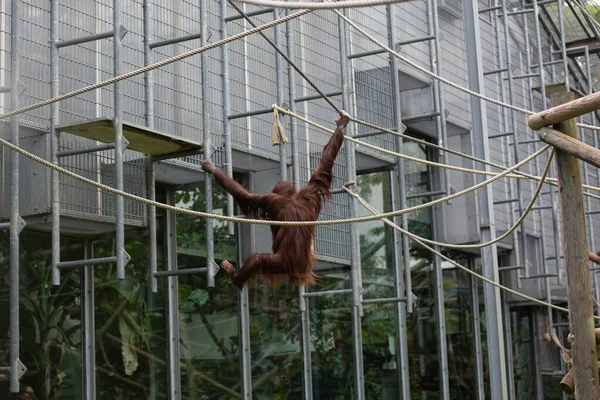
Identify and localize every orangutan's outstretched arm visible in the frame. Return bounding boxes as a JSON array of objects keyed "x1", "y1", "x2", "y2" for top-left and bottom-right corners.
[
  {"x1": 203, "y1": 160, "x2": 267, "y2": 217},
  {"x1": 302, "y1": 111, "x2": 349, "y2": 200}
]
